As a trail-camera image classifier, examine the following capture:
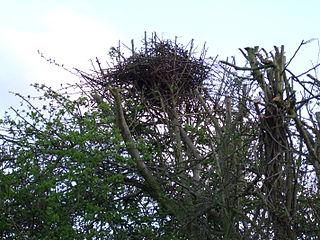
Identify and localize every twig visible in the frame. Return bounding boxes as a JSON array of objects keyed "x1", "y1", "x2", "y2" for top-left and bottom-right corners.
[
  {"x1": 307, "y1": 74, "x2": 320, "y2": 84},
  {"x1": 296, "y1": 63, "x2": 320, "y2": 78},
  {"x1": 285, "y1": 69, "x2": 316, "y2": 97},
  {"x1": 285, "y1": 40, "x2": 305, "y2": 69},
  {"x1": 219, "y1": 60, "x2": 273, "y2": 71}
]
